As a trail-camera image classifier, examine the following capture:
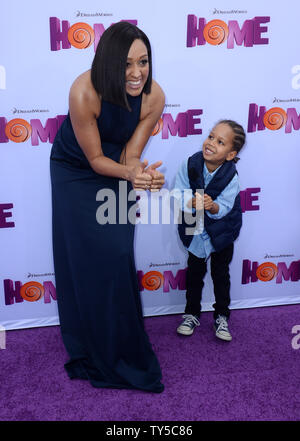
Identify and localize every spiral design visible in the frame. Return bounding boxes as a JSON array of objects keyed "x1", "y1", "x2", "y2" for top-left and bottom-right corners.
[
  {"x1": 256, "y1": 262, "x2": 278, "y2": 282},
  {"x1": 152, "y1": 118, "x2": 163, "y2": 136},
  {"x1": 203, "y1": 20, "x2": 228, "y2": 45},
  {"x1": 68, "y1": 22, "x2": 95, "y2": 49},
  {"x1": 263, "y1": 107, "x2": 287, "y2": 130},
  {"x1": 20, "y1": 281, "x2": 45, "y2": 302},
  {"x1": 142, "y1": 271, "x2": 163, "y2": 291},
  {"x1": 5, "y1": 118, "x2": 31, "y2": 143}
]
